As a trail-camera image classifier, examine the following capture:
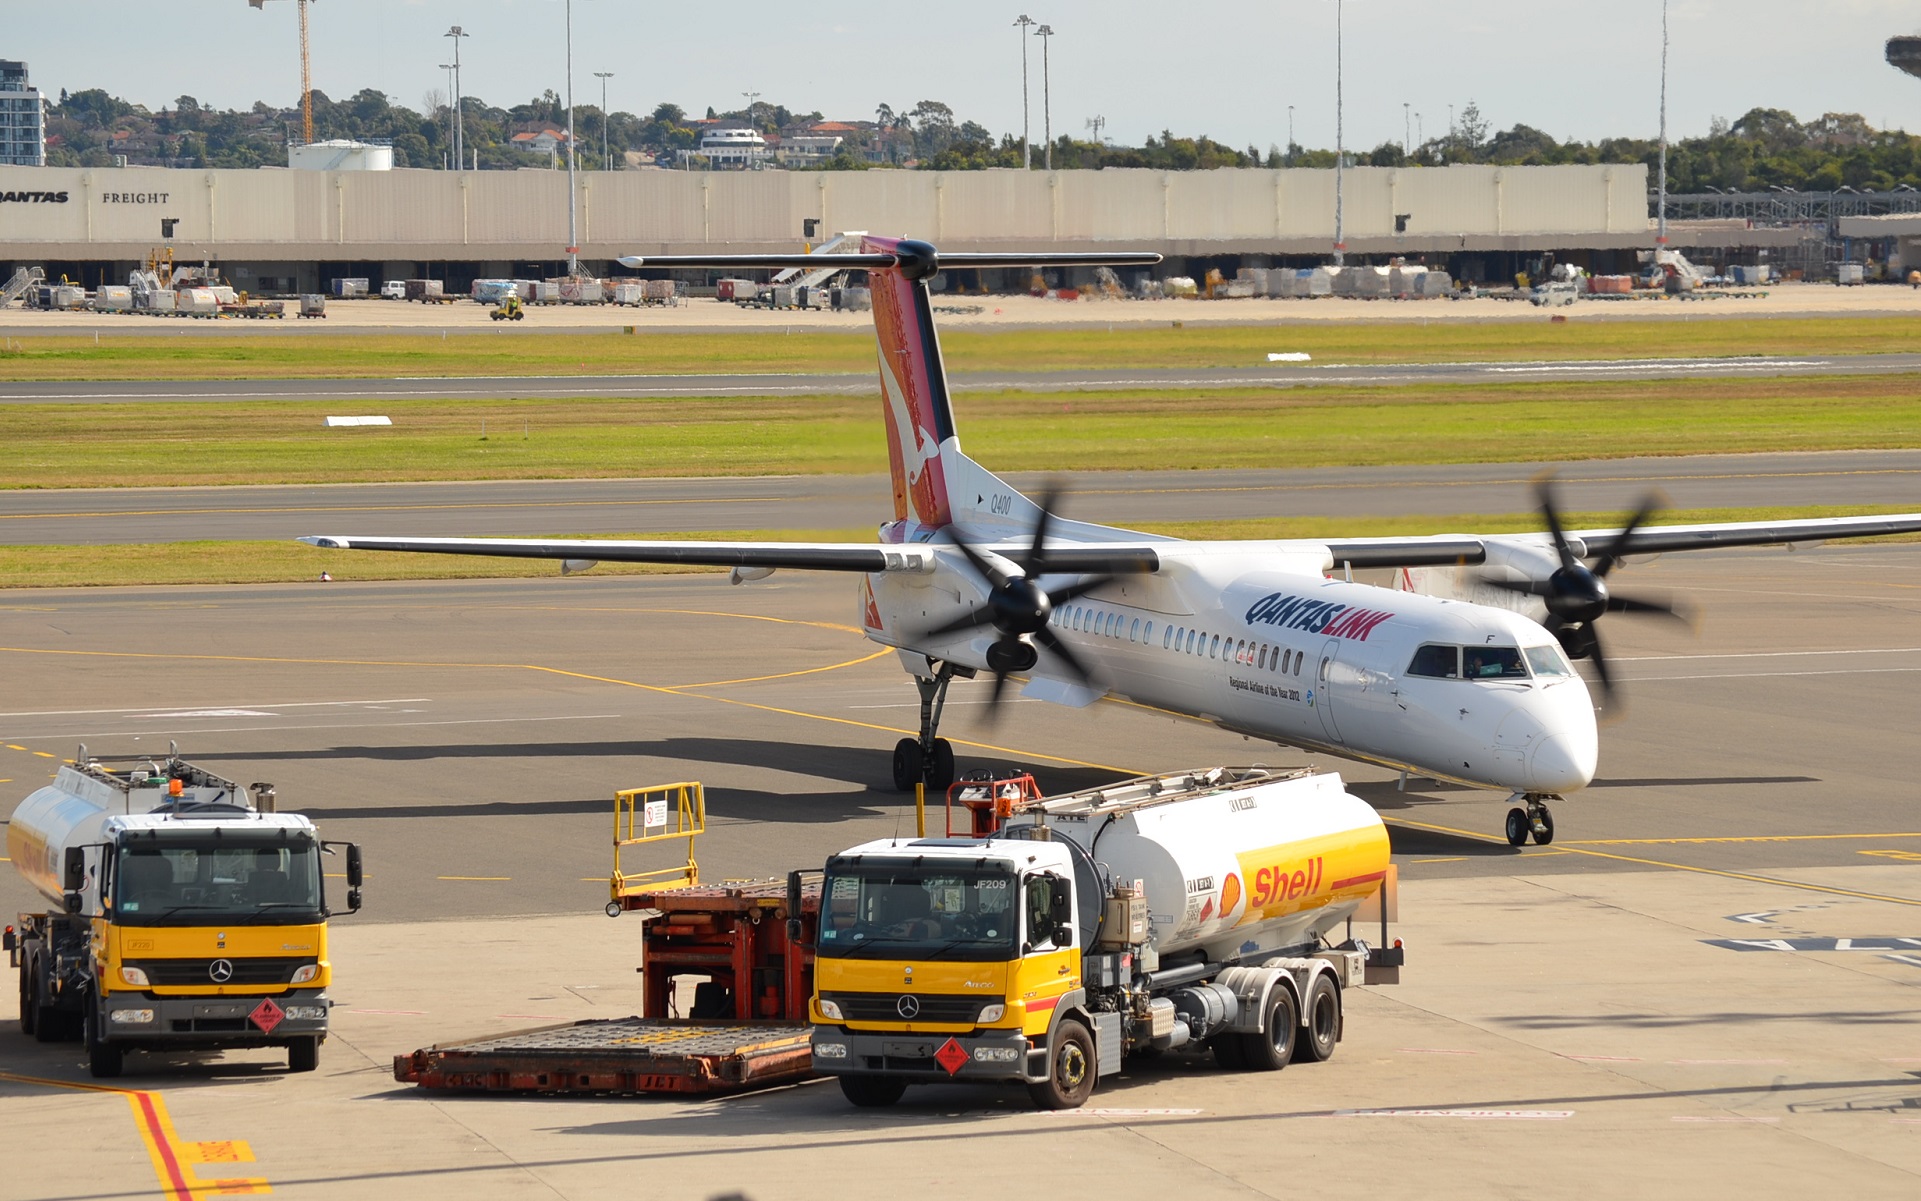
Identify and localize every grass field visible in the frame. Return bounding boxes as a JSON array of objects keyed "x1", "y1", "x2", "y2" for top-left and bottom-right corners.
[
  {"x1": 4, "y1": 375, "x2": 1917, "y2": 489},
  {"x1": 6, "y1": 314, "x2": 1921, "y2": 380},
  {"x1": 4, "y1": 507, "x2": 1912, "y2": 589}
]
